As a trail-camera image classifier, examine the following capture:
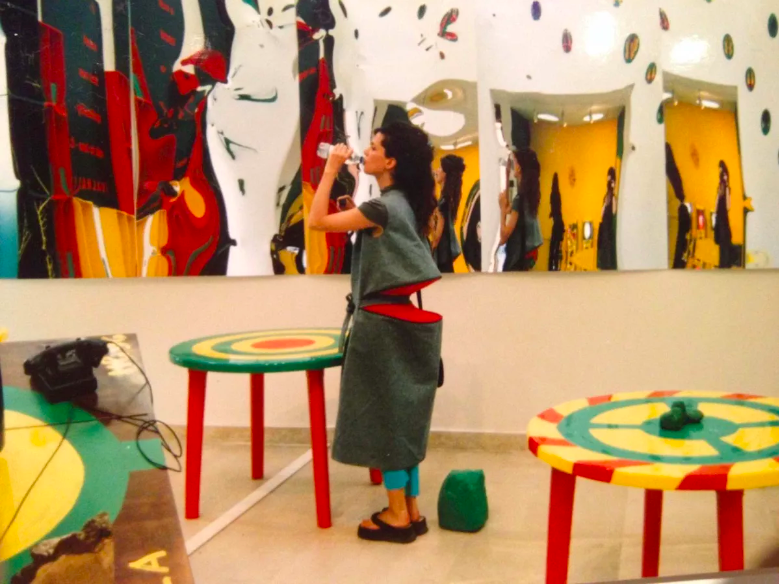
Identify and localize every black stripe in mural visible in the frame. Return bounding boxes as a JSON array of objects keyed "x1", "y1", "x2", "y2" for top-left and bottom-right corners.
[
  {"x1": 1, "y1": 0, "x2": 56, "y2": 278},
  {"x1": 41, "y1": 0, "x2": 118, "y2": 209}
]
